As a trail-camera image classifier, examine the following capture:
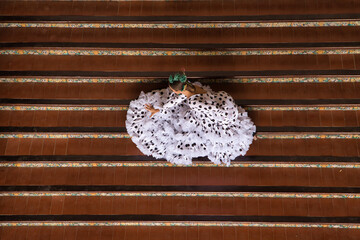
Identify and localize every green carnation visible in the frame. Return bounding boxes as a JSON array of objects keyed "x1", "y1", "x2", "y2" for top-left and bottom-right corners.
[{"x1": 169, "y1": 73, "x2": 187, "y2": 84}]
